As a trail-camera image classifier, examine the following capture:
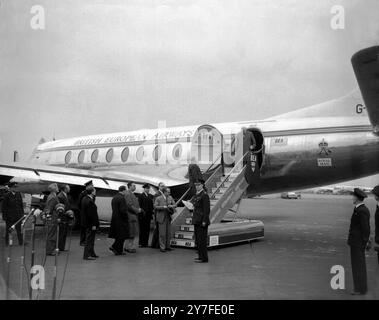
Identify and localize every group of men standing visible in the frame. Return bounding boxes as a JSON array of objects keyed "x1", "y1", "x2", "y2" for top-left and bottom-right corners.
[
  {"x1": 108, "y1": 181, "x2": 176, "y2": 255},
  {"x1": 44, "y1": 183, "x2": 73, "y2": 256}
]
